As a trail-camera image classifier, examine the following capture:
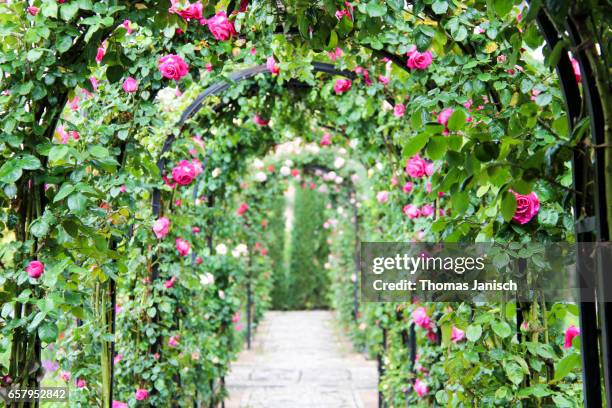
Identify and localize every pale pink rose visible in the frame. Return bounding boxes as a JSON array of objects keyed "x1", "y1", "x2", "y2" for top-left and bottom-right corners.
[
  {"x1": 26, "y1": 260, "x2": 45, "y2": 279},
  {"x1": 403, "y1": 182, "x2": 414, "y2": 193},
  {"x1": 413, "y1": 378, "x2": 429, "y2": 397},
  {"x1": 152, "y1": 217, "x2": 170, "y2": 239},
  {"x1": 497, "y1": 54, "x2": 507, "y2": 64},
  {"x1": 122, "y1": 77, "x2": 138, "y2": 93},
  {"x1": 122, "y1": 19, "x2": 133, "y2": 34},
  {"x1": 412, "y1": 307, "x2": 430, "y2": 329},
  {"x1": 60, "y1": 371, "x2": 71, "y2": 382},
  {"x1": 119, "y1": 185, "x2": 127, "y2": 193},
  {"x1": 191, "y1": 158, "x2": 203, "y2": 176},
  {"x1": 95, "y1": 42, "x2": 107, "y2": 64},
  {"x1": 407, "y1": 46, "x2": 433, "y2": 70},
  {"x1": 68, "y1": 95, "x2": 80, "y2": 111},
  {"x1": 328, "y1": 47, "x2": 343, "y2": 61},
  {"x1": 90, "y1": 76, "x2": 98, "y2": 91},
  {"x1": 113, "y1": 354, "x2": 122, "y2": 365},
  {"x1": 376, "y1": 191, "x2": 389, "y2": 204},
  {"x1": 232, "y1": 312, "x2": 241, "y2": 323},
  {"x1": 437, "y1": 108, "x2": 453, "y2": 128},
  {"x1": 511, "y1": 191, "x2": 540, "y2": 224},
  {"x1": 135, "y1": 389, "x2": 149, "y2": 401},
  {"x1": 192, "y1": 135, "x2": 205, "y2": 148},
  {"x1": 112, "y1": 402, "x2": 128, "y2": 408},
  {"x1": 405, "y1": 155, "x2": 428, "y2": 178},
  {"x1": 393, "y1": 103, "x2": 405, "y2": 118},
  {"x1": 168, "y1": 335, "x2": 180, "y2": 347},
  {"x1": 235, "y1": 324, "x2": 243, "y2": 332},
  {"x1": 237, "y1": 202, "x2": 249, "y2": 216},
  {"x1": 253, "y1": 114, "x2": 269, "y2": 126},
  {"x1": 320, "y1": 133, "x2": 332, "y2": 146},
  {"x1": 391, "y1": 176, "x2": 399, "y2": 186},
  {"x1": 404, "y1": 204, "x2": 421, "y2": 219},
  {"x1": 334, "y1": 78, "x2": 352, "y2": 94},
  {"x1": 175, "y1": 238, "x2": 190, "y2": 256},
  {"x1": 571, "y1": 58, "x2": 581, "y2": 83},
  {"x1": 266, "y1": 56, "x2": 280, "y2": 75},
  {"x1": 564, "y1": 325, "x2": 580, "y2": 348},
  {"x1": 158, "y1": 54, "x2": 189, "y2": 81},
  {"x1": 473, "y1": 26, "x2": 485, "y2": 34},
  {"x1": 421, "y1": 204, "x2": 434, "y2": 217},
  {"x1": 27, "y1": 6, "x2": 39, "y2": 15},
  {"x1": 171, "y1": 160, "x2": 197, "y2": 185},
  {"x1": 378, "y1": 75, "x2": 389, "y2": 86},
  {"x1": 205, "y1": 12, "x2": 236, "y2": 41},
  {"x1": 463, "y1": 99, "x2": 473, "y2": 110},
  {"x1": 451, "y1": 326, "x2": 465, "y2": 343}
]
